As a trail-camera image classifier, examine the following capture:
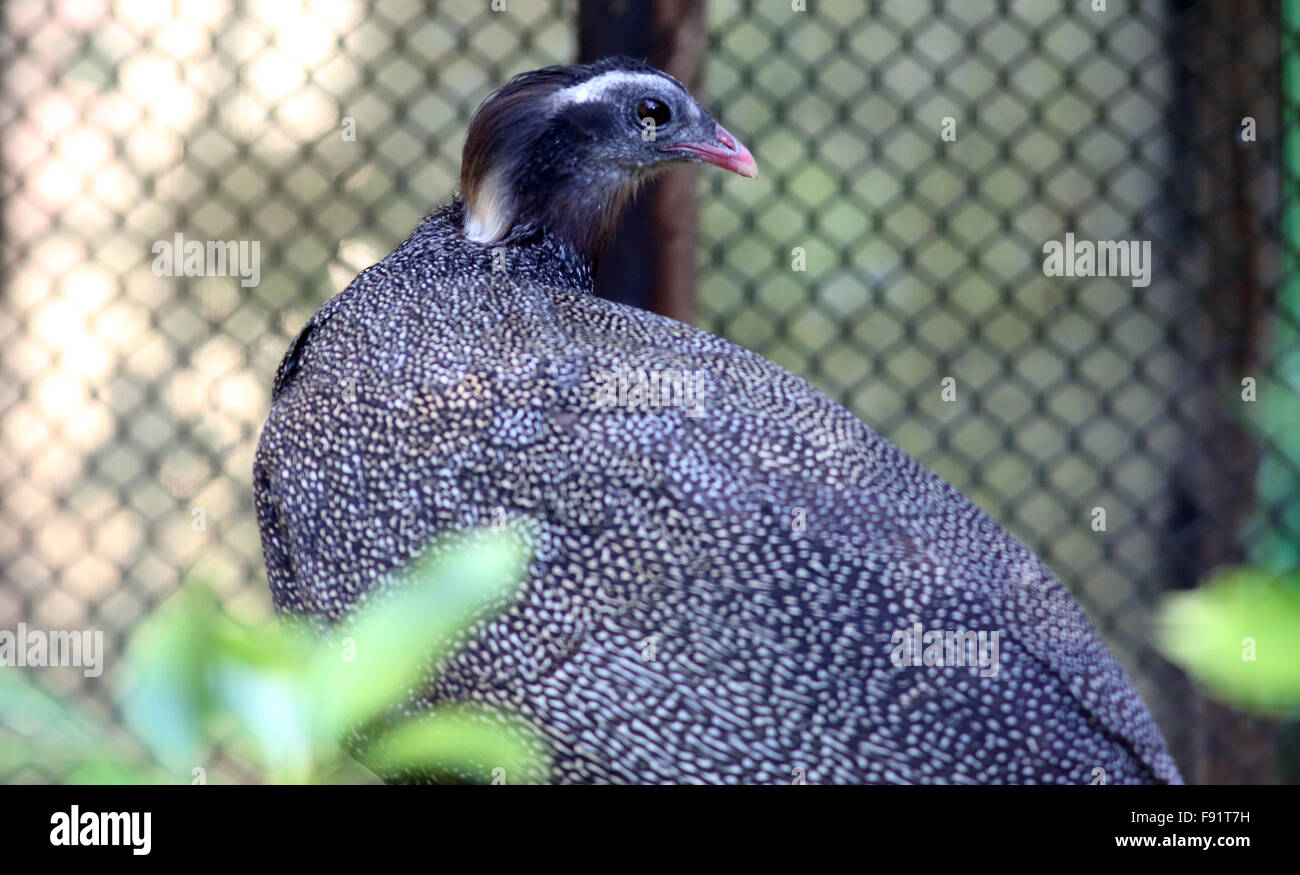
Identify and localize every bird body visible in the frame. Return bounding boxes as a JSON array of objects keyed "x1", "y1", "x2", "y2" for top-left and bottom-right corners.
[{"x1": 254, "y1": 58, "x2": 1182, "y2": 784}]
